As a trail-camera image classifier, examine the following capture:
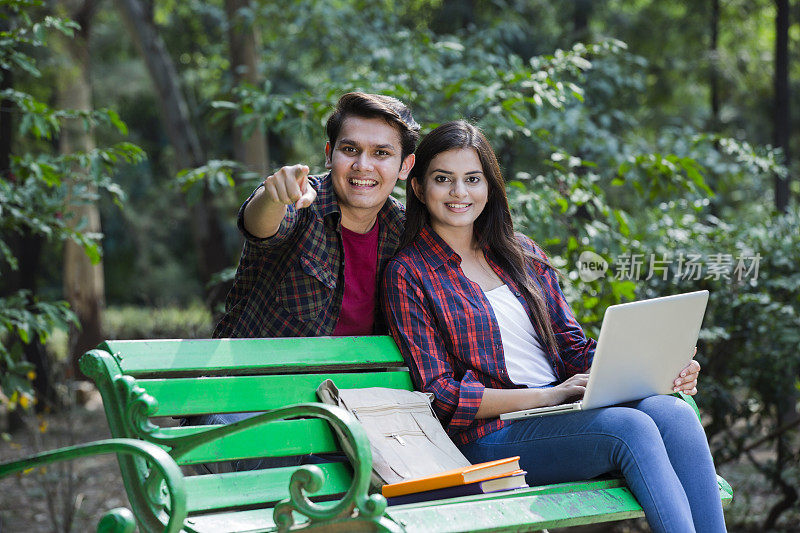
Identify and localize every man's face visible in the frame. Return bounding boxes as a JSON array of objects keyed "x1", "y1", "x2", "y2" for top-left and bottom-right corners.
[{"x1": 325, "y1": 116, "x2": 414, "y2": 222}]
